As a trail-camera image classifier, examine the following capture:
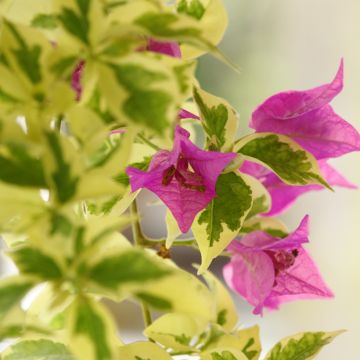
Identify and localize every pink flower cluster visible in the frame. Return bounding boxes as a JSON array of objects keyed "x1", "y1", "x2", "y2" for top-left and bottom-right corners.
[
  {"x1": 225, "y1": 60, "x2": 360, "y2": 313},
  {"x1": 72, "y1": 39, "x2": 360, "y2": 314}
]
